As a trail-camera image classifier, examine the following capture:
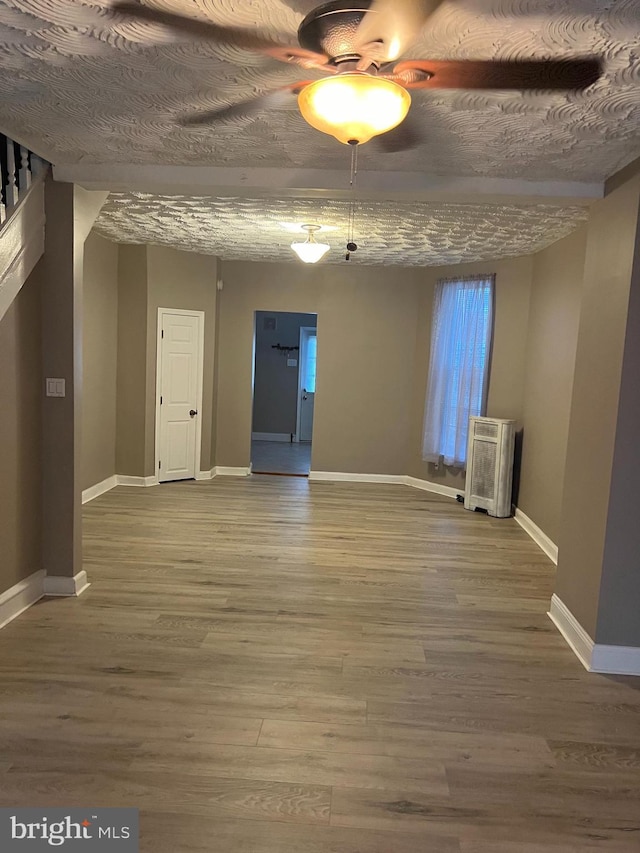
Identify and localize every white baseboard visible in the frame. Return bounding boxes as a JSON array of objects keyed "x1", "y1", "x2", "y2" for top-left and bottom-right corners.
[
  {"x1": 308, "y1": 472, "x2": 462, "y2": 497},
  {"x1": 548, "y1": 594, "x2": 594, "y2": 671},
  {"x1": 591, "y1": 644, "x2": 640, "y2": 676},
  {"x1": 83, "y1": 470, "x2": 228, "y2": 501},
  {"x1": 405, "y1": 479, "x2": 560, "y2": 567},
  {"x1": 196, "y1": 469, "x2": 216, "y2": 481},
  {"x1": 117, "y1": 474, "x2": 158, "y2": 488},
  {"x1": 0, "y1": 570, "x2": 45, "y2": 630},
  {"x1": 0, "y1": 568, "x2": 89, "y2": 631},
  {"x1": 309, "y1": 471, "x2": 405, "y2": 484},
  {"x1": 85, "y1": 471, "x2": 242, "y2": 498},
  {"x1": 82, "y1": 471, "x2": 558, "y2": 579},
  {"x1": 43, "y1": 570, "x2": 90, "y2": 598},
  {"x1": 82, "y1": 474, "x2": 159, "y2": 503},
  {"x1": 514, "y1": 508, "x2": 558, "y2": 565},
  {"x1": 251, "y1": 432, "x2": 292, "y2": 443},
  {"x1": 306, "y1": 475, "x2": 559, "y2": 570},
  {"x1": 548, "y1": 594, "x2": 640, "y2": 675},
  {"x1": 404, "y1": 476, "x2": 461, "y2": 500},
  {"x1": 82, "y1": 475, "x2": 118, "y2": 504},
  {"x1": 308, "y1": 472, "x2": 464, "y2": 498}
]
